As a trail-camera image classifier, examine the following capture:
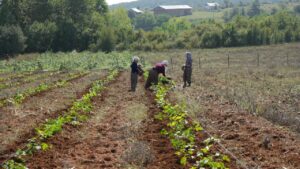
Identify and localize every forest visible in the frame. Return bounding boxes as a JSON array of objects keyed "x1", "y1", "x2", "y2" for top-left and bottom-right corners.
[{"x1": 0, "y1": 0, "x2": 300, "y2": 57}]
